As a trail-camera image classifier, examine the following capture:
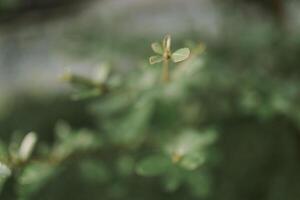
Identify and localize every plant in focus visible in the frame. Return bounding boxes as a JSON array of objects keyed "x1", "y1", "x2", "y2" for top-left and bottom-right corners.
[{"x1": 149, "y1": 34, "x2": 190, "y2": 82}]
